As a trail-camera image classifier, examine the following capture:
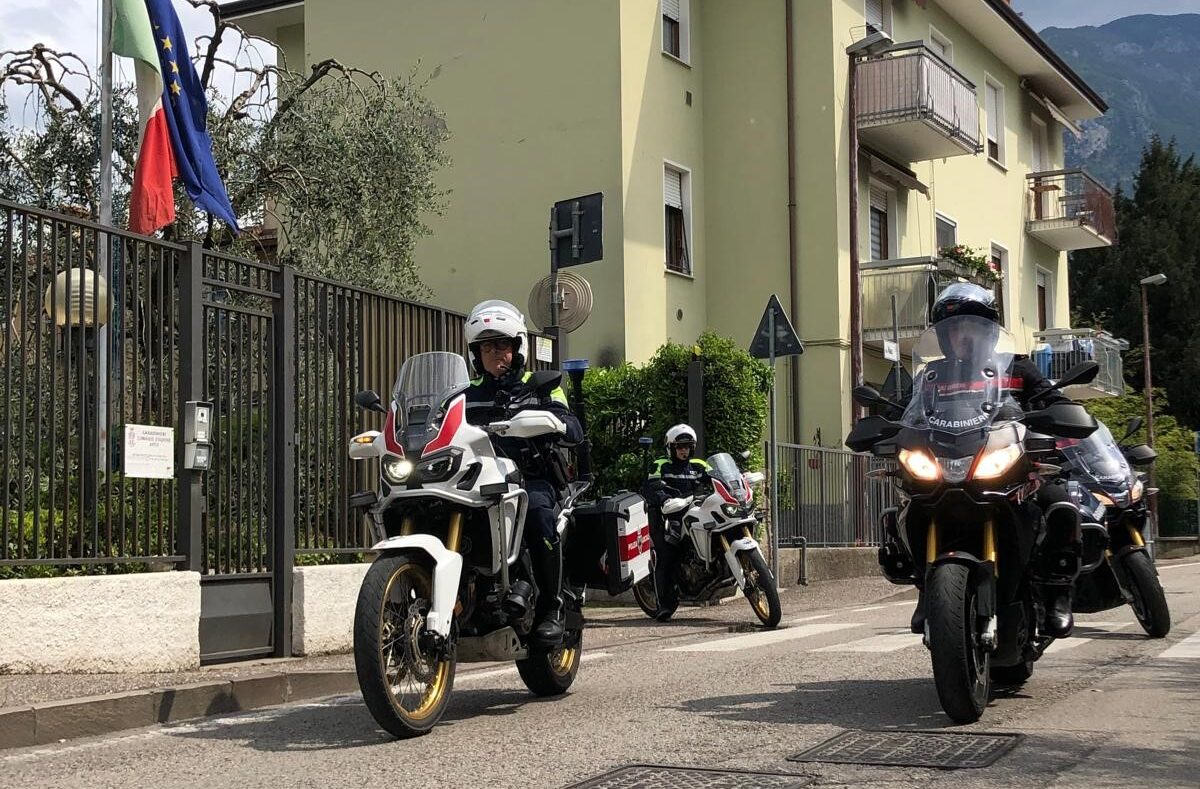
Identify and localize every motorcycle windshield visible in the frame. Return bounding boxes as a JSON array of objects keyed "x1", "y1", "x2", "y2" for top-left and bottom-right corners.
[
  {"x1": 706, "y1": 453, "x2": 751, "y2": 503},
  {"x1": 1058, "y1": 421, "x2": 1133, "y2": 492},
  {"x1": 900, "y1": 315, "x2": 1021, "y2": 436},
  {"x1": 390, "y1": 352, "x2": 471, "y2": 448}
]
